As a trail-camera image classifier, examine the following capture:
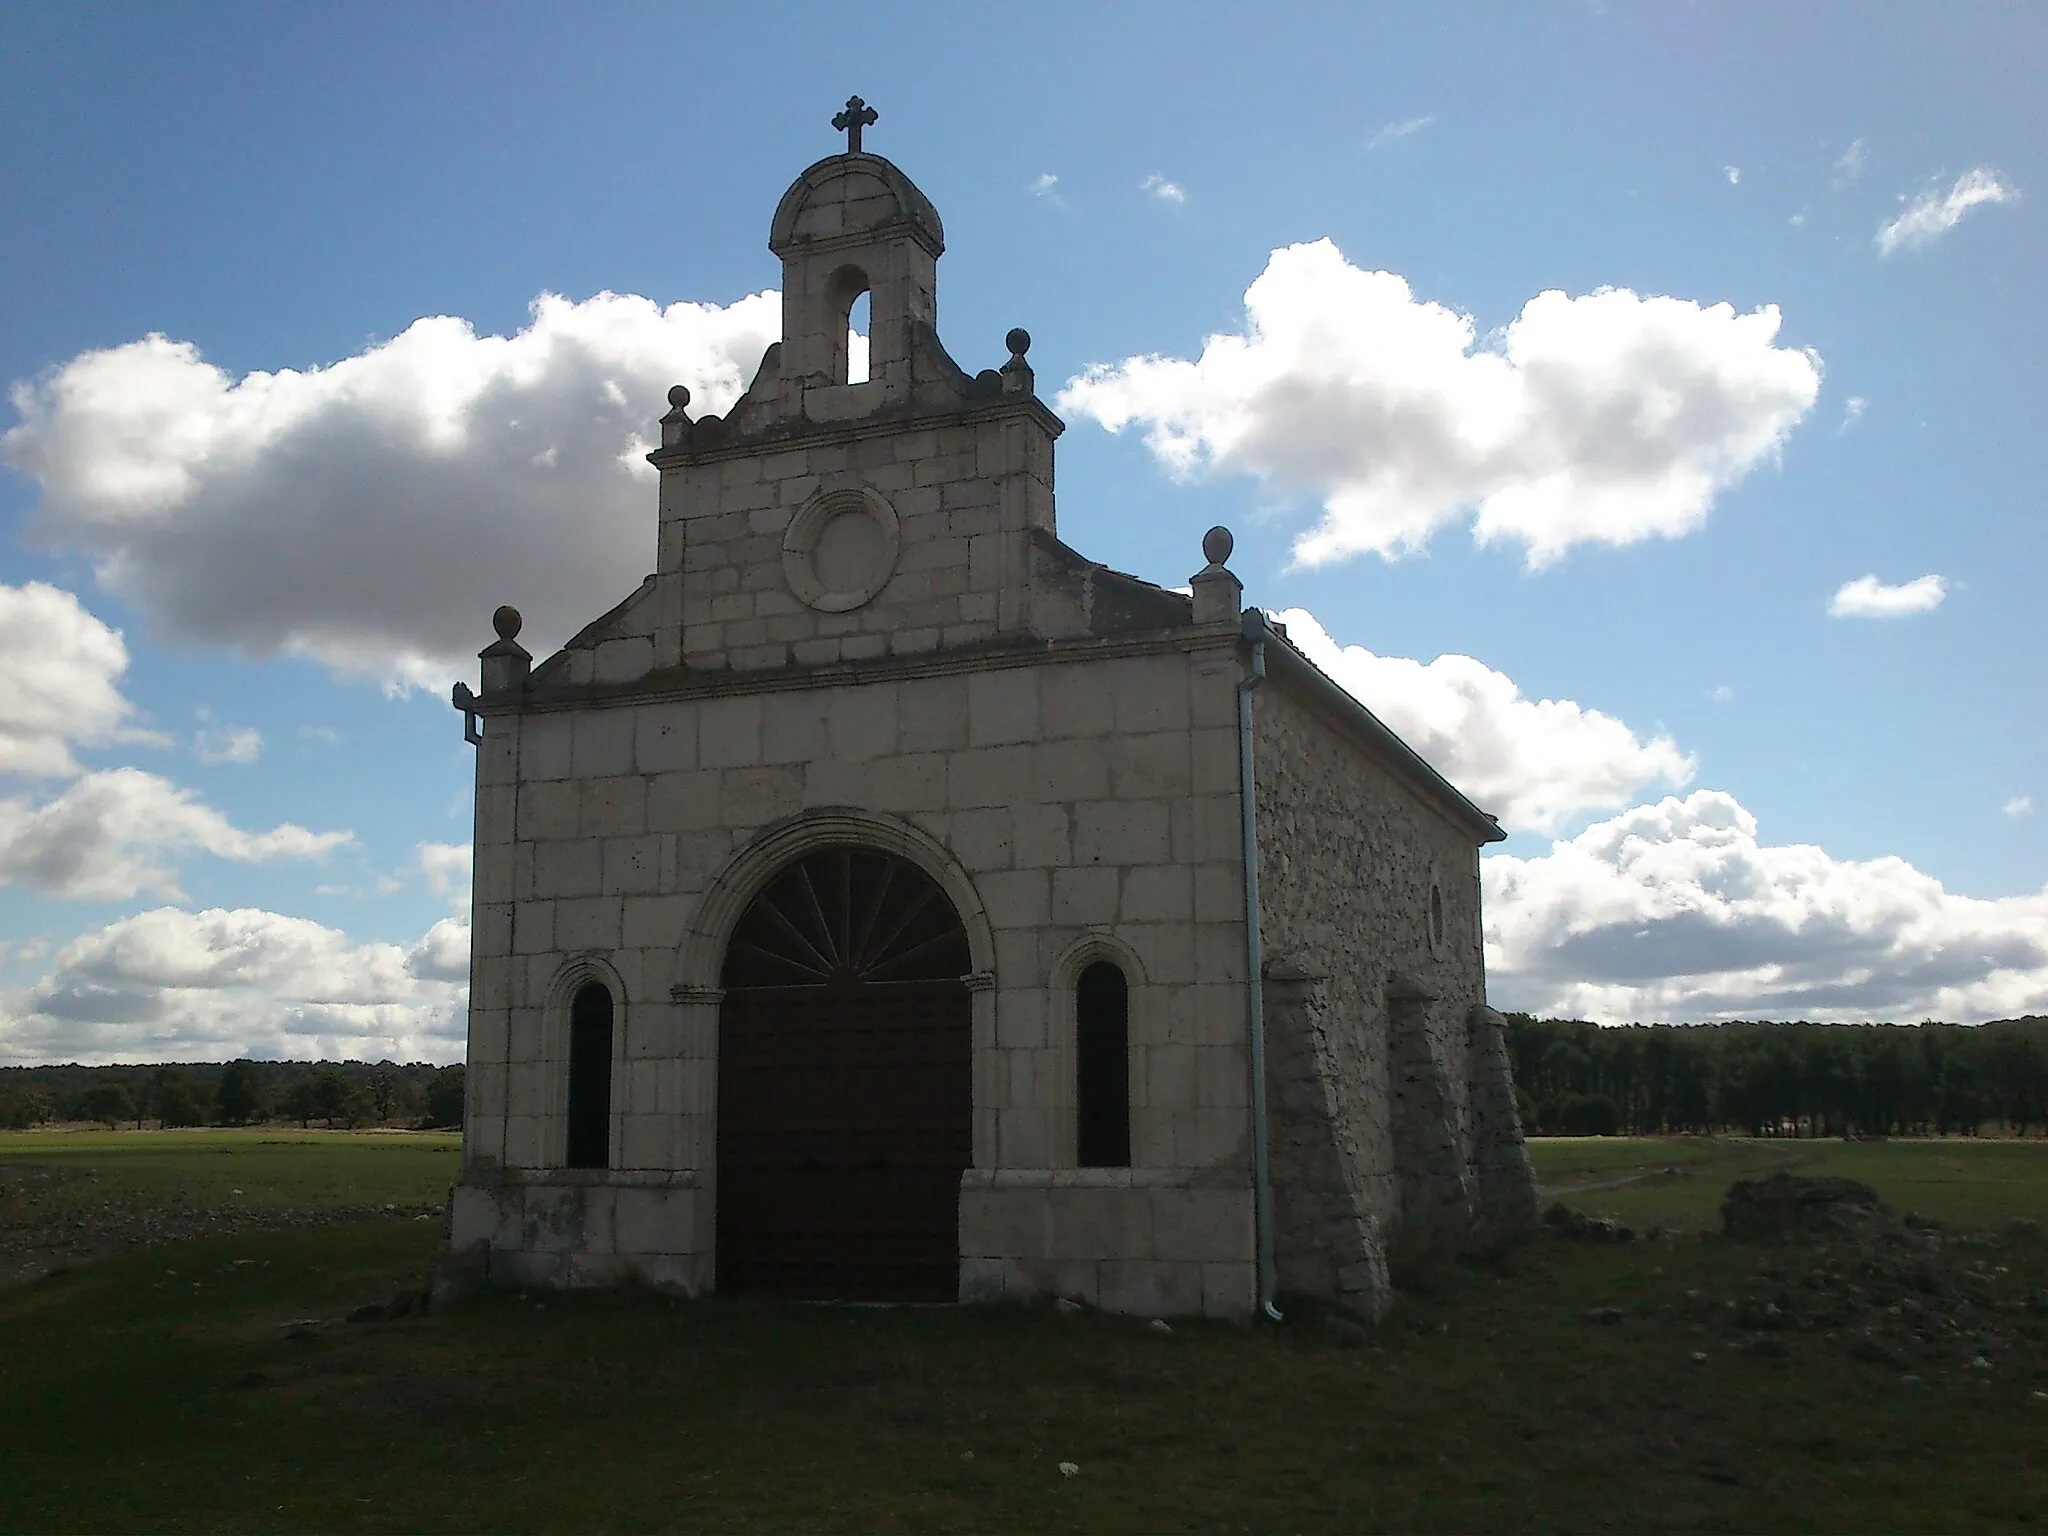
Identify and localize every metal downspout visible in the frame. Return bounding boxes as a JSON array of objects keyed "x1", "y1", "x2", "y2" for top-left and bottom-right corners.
[{"x1": 1238, "y1": 638, "x2": 1282, "y2": 1322}]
